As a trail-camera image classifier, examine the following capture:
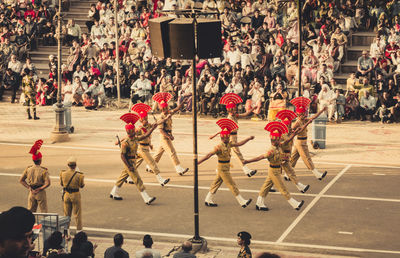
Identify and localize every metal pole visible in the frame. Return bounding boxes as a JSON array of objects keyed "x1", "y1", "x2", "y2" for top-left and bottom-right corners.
[
  {"x1": 192, "y1": 11, "x2": 200, "y2": 241},
  {"x1": 297, "y1": 0, "x2": 302, "y2": 96},
  {"x1": 114, "y1": 0, "x2": 121, "y2": 107},
  {"x1": 51, "y1": 0, "x2": 68, "y2": 142}
]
